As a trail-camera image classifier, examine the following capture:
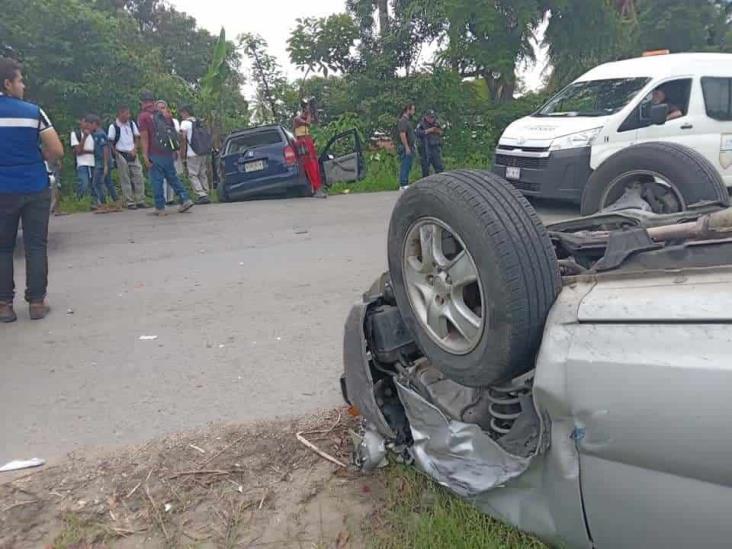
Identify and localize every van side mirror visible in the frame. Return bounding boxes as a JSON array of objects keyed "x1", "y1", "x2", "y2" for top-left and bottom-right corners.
[{"x1": 650, "y1": 103, "x2": 669, "y2": 126}]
